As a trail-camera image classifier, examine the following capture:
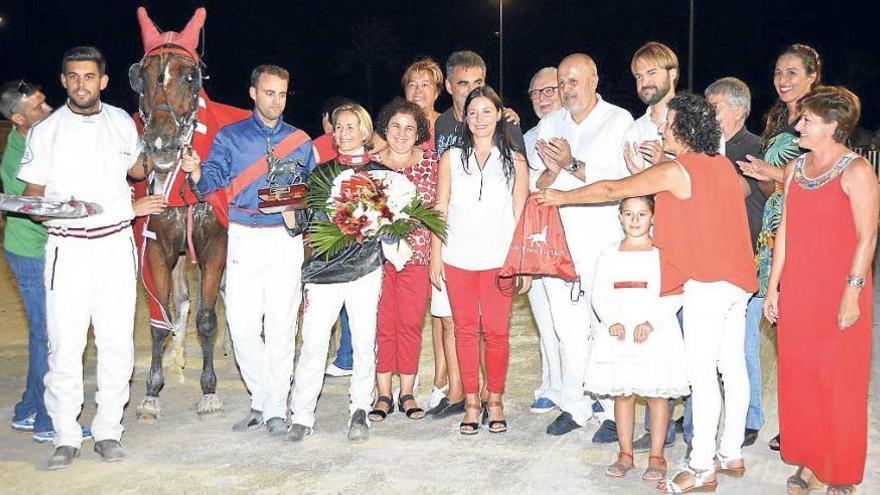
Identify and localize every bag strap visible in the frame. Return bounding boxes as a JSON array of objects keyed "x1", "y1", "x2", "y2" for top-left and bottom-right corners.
[{"x1": 223, "y1": 129, "x2": 310, "y2": 200}]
